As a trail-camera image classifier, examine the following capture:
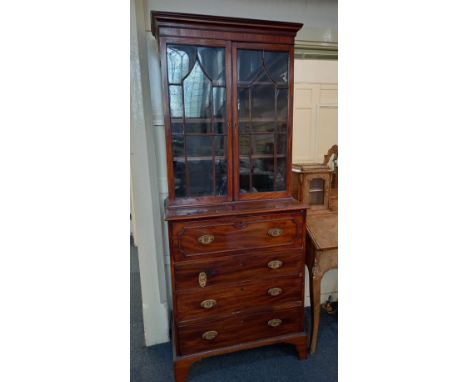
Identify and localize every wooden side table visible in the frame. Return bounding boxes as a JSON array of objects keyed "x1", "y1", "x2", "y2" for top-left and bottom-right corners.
[{"x1": 305, "y1": 212, "x2": 338, "y2": 353}]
